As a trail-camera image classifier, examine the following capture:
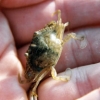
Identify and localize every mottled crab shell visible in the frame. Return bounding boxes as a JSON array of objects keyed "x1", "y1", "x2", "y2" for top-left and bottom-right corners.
[{"x1": 26, "y1": 22, "x2": 62, "y2": 73}]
